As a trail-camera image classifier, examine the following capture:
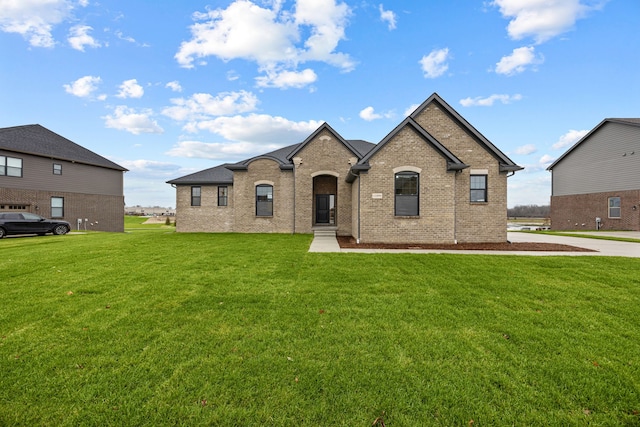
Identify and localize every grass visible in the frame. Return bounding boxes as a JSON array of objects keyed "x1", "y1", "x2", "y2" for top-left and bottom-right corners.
[
  {"x1": 1, "y1": 232, "x2": 640, "y2": 426},
  {"x1": 124, "y1": 215, "x2": 175, "y2": 232}
]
